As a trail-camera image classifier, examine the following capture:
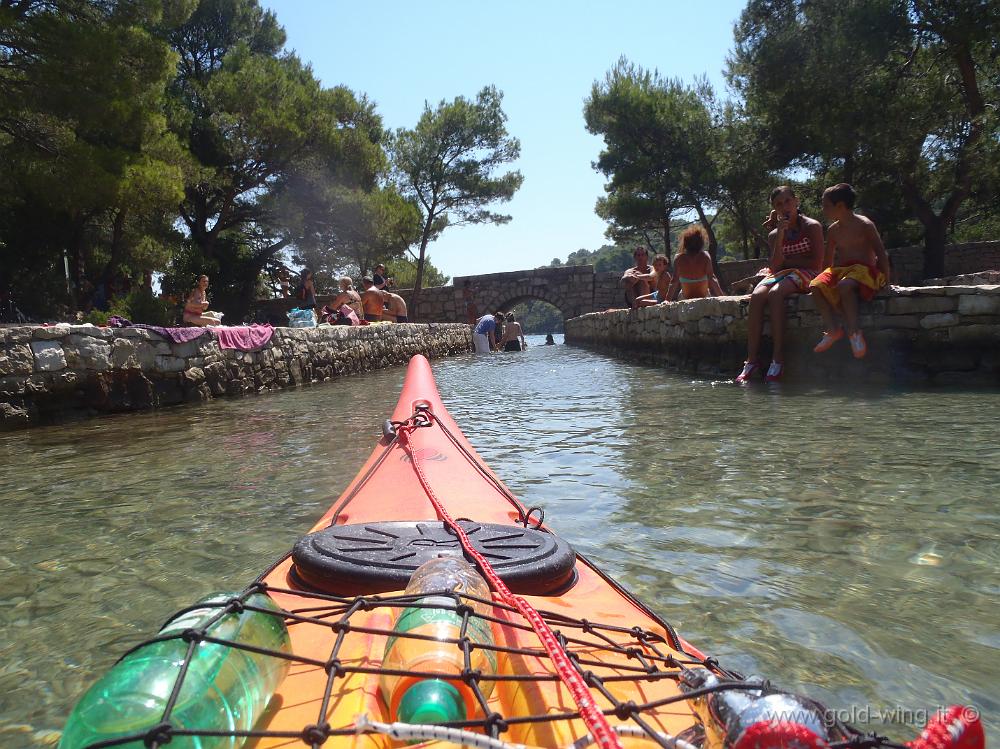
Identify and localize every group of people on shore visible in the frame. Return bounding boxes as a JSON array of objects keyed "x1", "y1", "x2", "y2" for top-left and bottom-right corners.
[
  {"x1": 293, "y1": 266, "x2": 408, "y2": 326},
  {"x1": 620, "y1": 182, "x2": 891, "y2": 383},
  {"x1": 472, "y1": 311, "x2": 527, "y2": 353}
]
